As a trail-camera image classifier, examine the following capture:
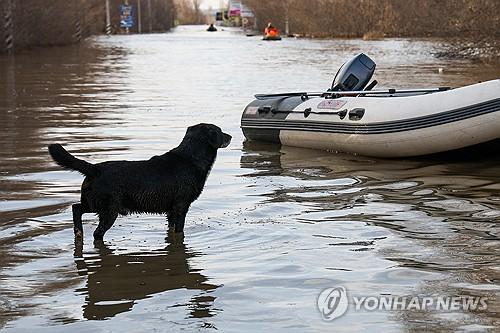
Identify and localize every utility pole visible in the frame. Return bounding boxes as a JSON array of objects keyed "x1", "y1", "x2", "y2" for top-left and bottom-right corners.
[
  {"x1": 147, "y1": 0, "x2": 152, "y2": 33},
  {"x1": 137, "y1": 0, "x2": 142, "y2": 33},
  {"x1": 105, "y1": 0, "x2": 111, "y2": 35},
  {"x1": 74, "y1": 0, "x2": 82, "y2": 43},
  {"x1": 4, "y1": 0, "x2": 14, "y2": 53},
  {"x1": 125, "y1": 0, "x2": 129, "y2": 34},
  {"x1": 284, "y1": 0, "x2": 290, "y2": 36}
]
